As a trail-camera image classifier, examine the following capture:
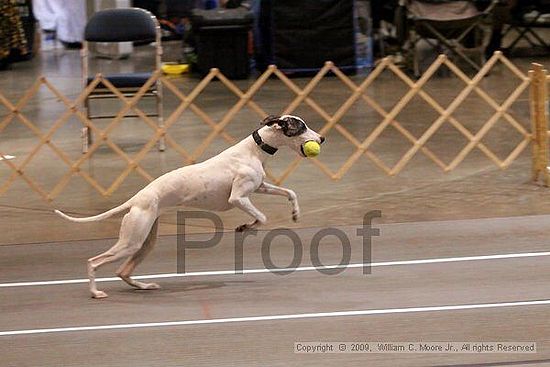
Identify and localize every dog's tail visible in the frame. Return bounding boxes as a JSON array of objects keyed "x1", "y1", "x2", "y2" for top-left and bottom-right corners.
[{"x1": 54, "y1": 201, "x2": 132, "y2": 223}]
